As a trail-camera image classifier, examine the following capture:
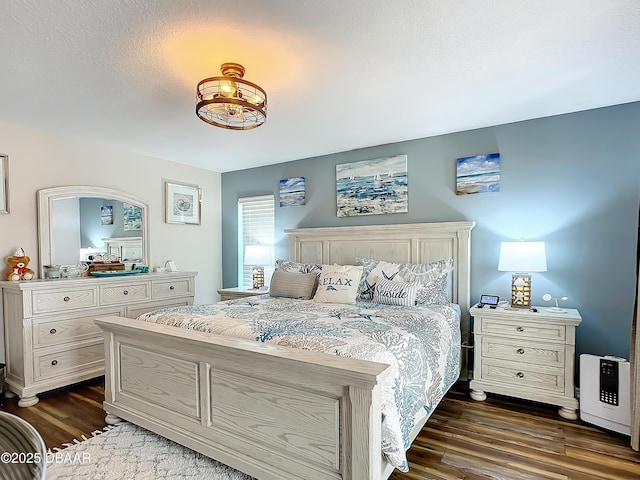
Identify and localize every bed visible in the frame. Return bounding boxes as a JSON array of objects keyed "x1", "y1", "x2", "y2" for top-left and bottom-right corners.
[{"x1": 95, "y1": 221, "x2": 475, "y2": 480}]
